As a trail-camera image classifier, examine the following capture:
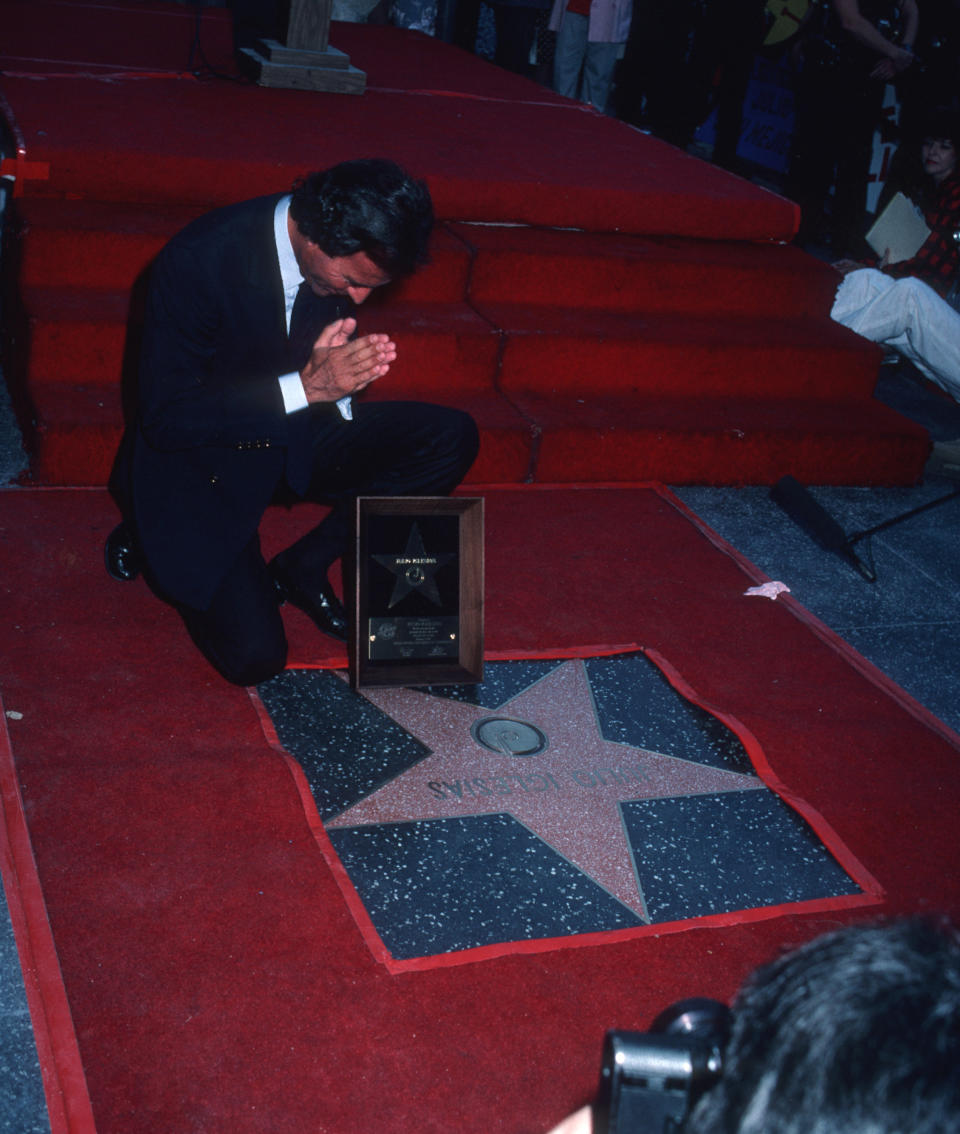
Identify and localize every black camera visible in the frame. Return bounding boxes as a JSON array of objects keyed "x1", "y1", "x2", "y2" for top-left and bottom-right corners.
[{"x1": 592, "y1": 999, "x2": 731, "y2": 1134}]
